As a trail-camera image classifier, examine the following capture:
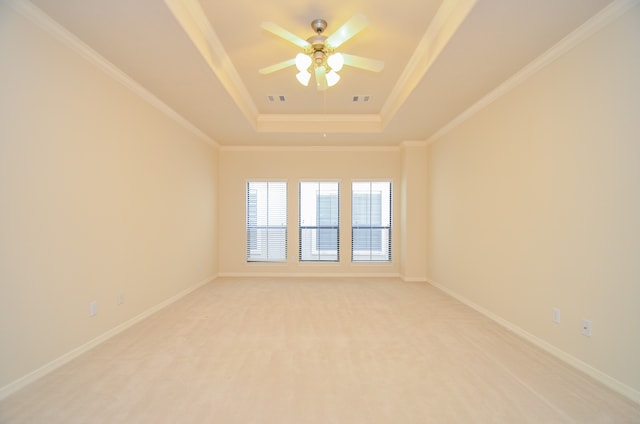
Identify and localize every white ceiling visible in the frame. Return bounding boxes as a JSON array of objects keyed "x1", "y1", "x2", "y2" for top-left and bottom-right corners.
[{"x1": 28, "y1": 0, "x2": 614, "y2": 146}]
